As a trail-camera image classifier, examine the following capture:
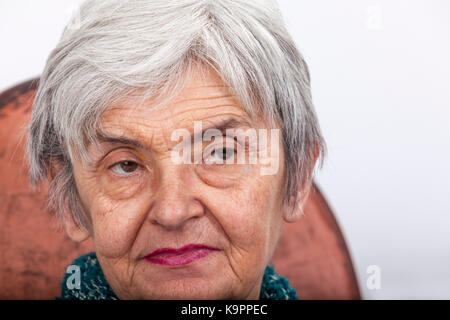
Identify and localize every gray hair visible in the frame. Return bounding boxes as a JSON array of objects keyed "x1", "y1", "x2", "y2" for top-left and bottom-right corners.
[{"x1": 28, "y1": 0, "x2": 327, "y2": 229}]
